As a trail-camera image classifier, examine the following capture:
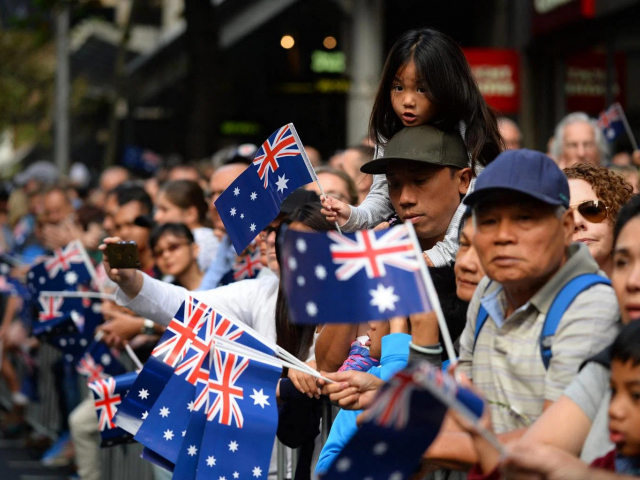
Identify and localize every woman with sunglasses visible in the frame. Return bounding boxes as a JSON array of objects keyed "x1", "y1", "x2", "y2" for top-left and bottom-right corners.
[
  {"x1": 149, "y1": 223, "x2": 204, "y2": 290},
  {"x1": 565, "y1": 163, "x2": 633, "y2": 276}
]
